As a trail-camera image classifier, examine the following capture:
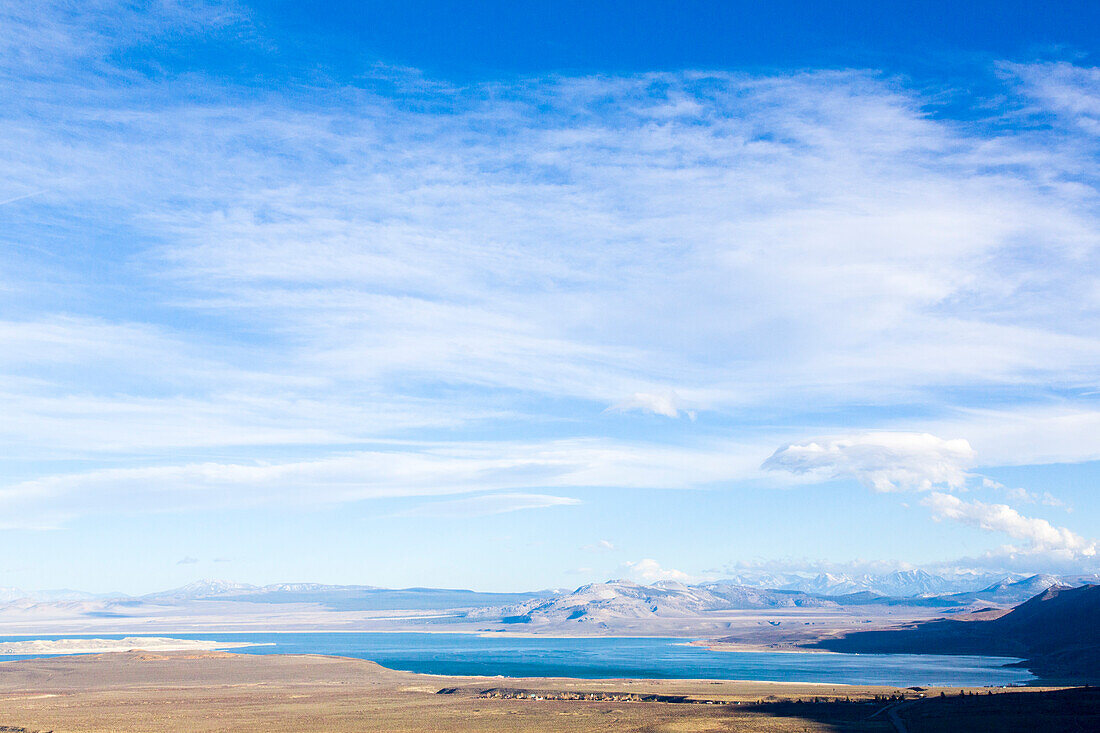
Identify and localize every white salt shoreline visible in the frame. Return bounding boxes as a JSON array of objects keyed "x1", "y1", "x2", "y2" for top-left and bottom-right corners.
[{"x1": 0, "y1": 637, "x2": 271, "y2": 655}]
